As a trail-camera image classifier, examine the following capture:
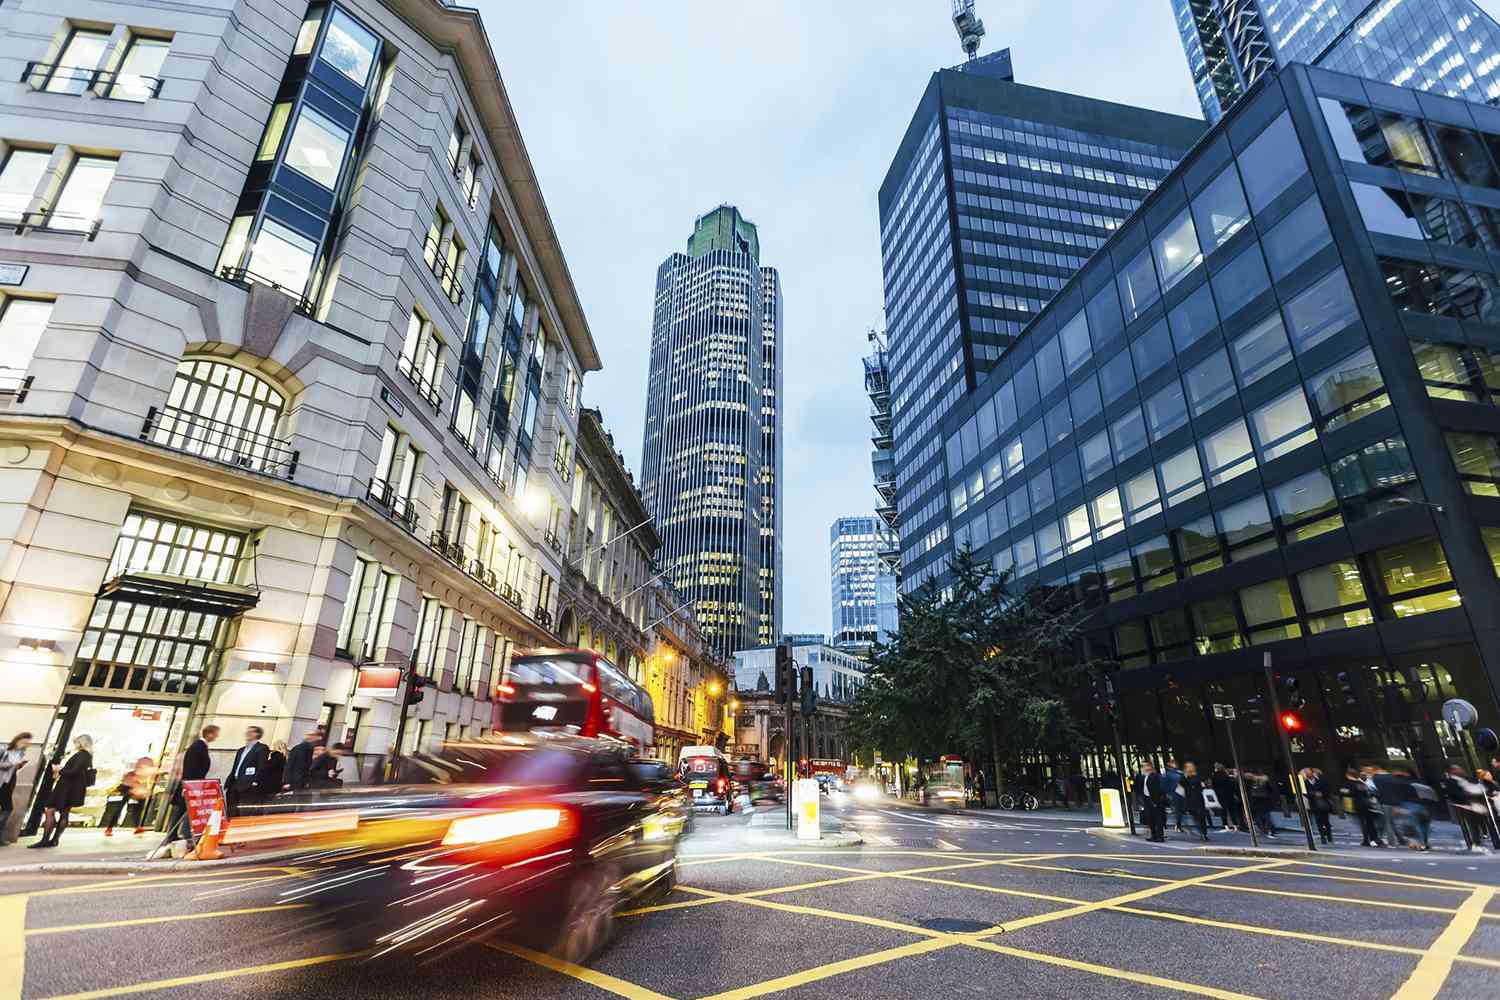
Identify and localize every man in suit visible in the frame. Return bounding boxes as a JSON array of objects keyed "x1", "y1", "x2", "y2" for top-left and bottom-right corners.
[
  {"x1": 284, "y1": 730, "x2": 323, "y2": 791},
  {"x1": 157, "y1": 725, "x2": 218, "y2": 854},
  {"x1": 1139, "y1": 759, "x2": 1168, "y2": 842},
  {"x1": 224, "y1": 726, "x2": 268, "y2": 817}
]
